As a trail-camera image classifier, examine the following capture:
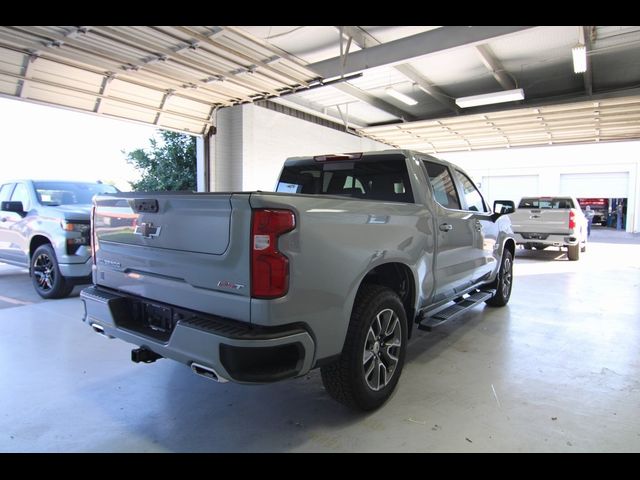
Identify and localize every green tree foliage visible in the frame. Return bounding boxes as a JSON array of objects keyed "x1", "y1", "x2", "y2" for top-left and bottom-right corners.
[{"x1": 126, "y1": 130, "x2": 197, "y2": 191}]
